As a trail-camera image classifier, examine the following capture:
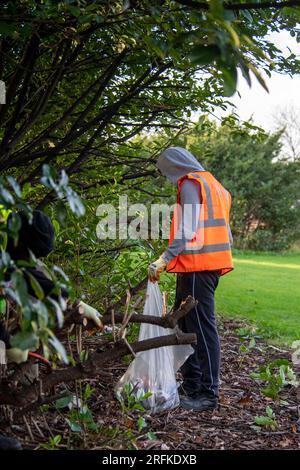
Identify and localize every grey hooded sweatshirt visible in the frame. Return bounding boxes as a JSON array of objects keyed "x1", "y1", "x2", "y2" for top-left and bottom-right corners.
[{"x1": 156, "y1": 147, "x2": 205, "y2": 264}]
